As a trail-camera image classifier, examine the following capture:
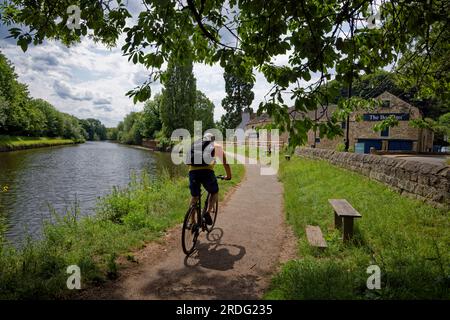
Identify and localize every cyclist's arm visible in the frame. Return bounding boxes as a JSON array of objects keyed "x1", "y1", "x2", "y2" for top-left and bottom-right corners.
[{"x1": 215, "y1": 144, "x2": 232, "y2": 180}]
